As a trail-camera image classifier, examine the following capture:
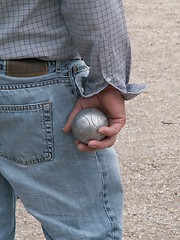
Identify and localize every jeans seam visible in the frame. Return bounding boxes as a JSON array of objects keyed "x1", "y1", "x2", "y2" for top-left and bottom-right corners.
[
  {"x1": 0, "y1": 77, "x2": 71, "y2": 90},
  {"x1": 41, "y1": 102, "x2": 53, "y2": 161},
  {"x1": 95, "y1": 151, "x2": 117, "y2": 240}
]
